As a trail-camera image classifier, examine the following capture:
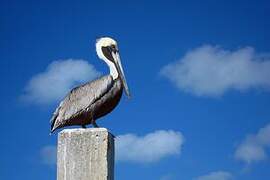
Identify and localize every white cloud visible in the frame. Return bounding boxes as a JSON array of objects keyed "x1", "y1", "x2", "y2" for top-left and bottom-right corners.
[
  {"x1": 234, "y1": 136, "x2": 266, "y2": 163},
  {"x1": 235, "y1": 123, "x2": 270, "y2": 164},
  {"x1": 115, "y1": 130, "x2": 184, "y2": 163},
  {"x1": 161, "y1": 45, "x2": 270, "y2": 97},
  {"x1": 40, "y1": 145, "x2": 57, "y2": 165},
  {"x1": 21, "y1": 59, "x2": 100, "y2": 105},
  {"x1": 194, "y1": 171, "x2": 233, "y2": 180},
  {"x1": 40, "y1": 130, "x2": 184, "y2": 165}
]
